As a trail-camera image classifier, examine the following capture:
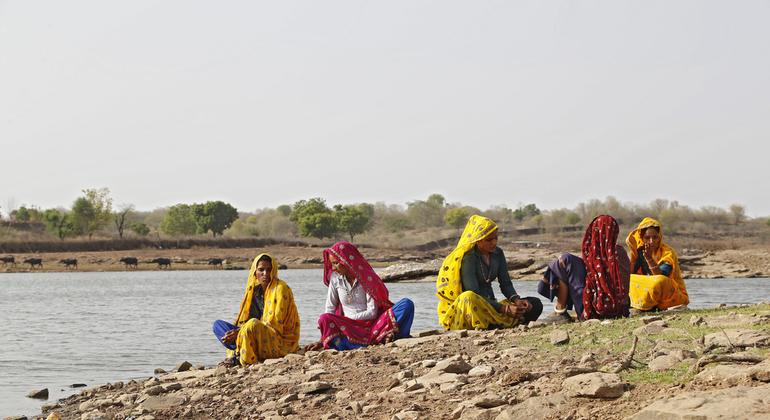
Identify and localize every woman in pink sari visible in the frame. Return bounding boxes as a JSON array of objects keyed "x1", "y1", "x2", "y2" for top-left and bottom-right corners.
[{"x1": 305, "y1": 241, "x2": 415, "y2": 351}]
